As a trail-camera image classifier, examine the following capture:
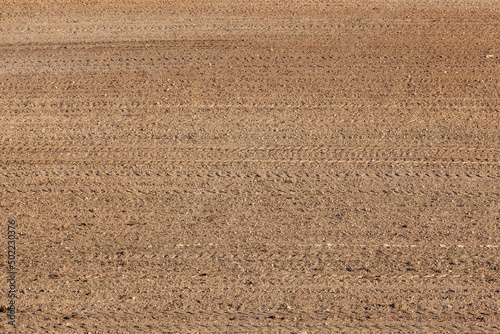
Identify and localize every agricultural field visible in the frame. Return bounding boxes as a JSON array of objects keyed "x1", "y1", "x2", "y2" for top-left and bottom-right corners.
[{"x1": 1, "y1": 0, "x2": 499, "y2": 332}]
